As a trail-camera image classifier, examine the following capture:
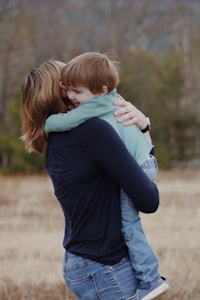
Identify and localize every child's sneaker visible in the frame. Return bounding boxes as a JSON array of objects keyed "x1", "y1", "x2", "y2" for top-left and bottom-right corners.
[{"x1": 133, "y1": 276, "x2": 169, "y2": 300}]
